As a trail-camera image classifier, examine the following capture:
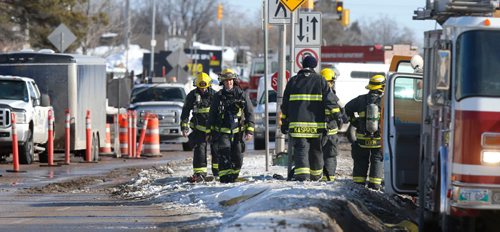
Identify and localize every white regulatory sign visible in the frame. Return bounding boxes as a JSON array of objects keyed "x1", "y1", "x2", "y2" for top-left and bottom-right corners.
[
  {"x1": 294, "y1": 12, "x2": 322, "y2": 46},
  {"x1": 269, "y1": 0, "x2": 295, "y2": 24},
  {"x1": 294, "y1": 47, "x2": 321, "y2": 73}
]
